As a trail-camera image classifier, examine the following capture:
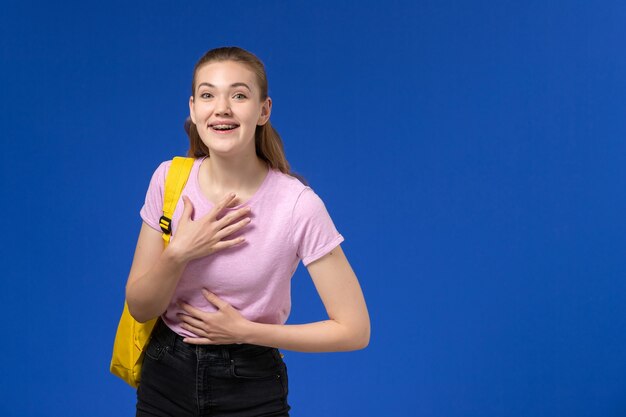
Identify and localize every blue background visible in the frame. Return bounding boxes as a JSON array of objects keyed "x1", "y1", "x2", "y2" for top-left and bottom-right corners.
[{"x1": 1, "y1": 1, "x2": 625, "y2": 416}]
